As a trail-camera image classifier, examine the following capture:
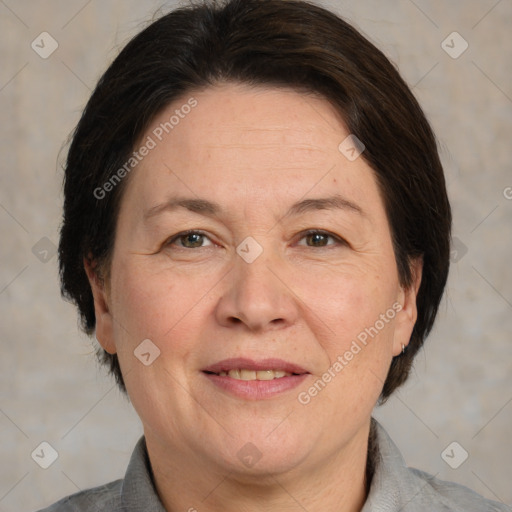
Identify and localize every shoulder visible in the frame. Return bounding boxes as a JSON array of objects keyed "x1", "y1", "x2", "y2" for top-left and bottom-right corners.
[
  {"x1": 407, "y1": 467, "x2": 510, "y2": 511},
  {"x1": 35, "y1": 436, "x2": 165, "y2": 512},
  {"x1": 367, "y1": 420, "x2": 511, "y2": 512},
  {"x1": 35, "y1": 479, "x2": 123, "y2": 512}
]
